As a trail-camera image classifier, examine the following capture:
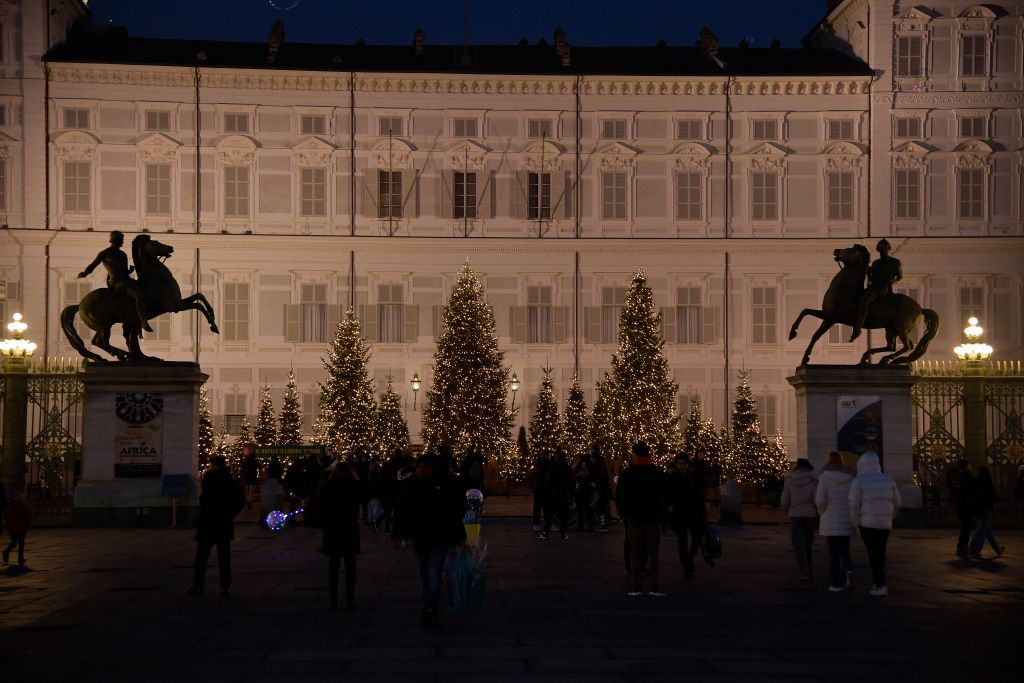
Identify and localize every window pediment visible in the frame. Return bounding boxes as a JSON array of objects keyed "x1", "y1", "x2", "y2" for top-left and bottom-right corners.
[
  {"x1": 371, "y1": 137, "x2": 415, "y2": 169},
  {"x1": 136, "y1": 132, "x2": 181, "y2": 163},
  {"x1": 959, "y1": 5, "x2": 999, "y2": 19},
  {"x1": 671, "y1": 142, "x2": 713, "y2": 171},
  {"x1": 597, "y1": 142, "x2": 639, "y2": 170},
  {"x1": 955, "y1": 139, "x2": 993, "y2": 168},
  {"x1": 522, "y1": 139, "x2": 564, "y2": 171},
  {"x1": 893, "y1": 7, "x2": 937, "y2": 31},
  {"x1": 216, "y1": 134, "x2": 259, "y2": 165},
  {"x1": 445, "y1": 139, "x2": 489, "y2": 170},
  {"x1": 823, "y1": 141, "x2": 865, "y2": 170},
  {"x1": 53, "y1": 130, "x2": 100, "y2": 161},
  {"x1": 746, "y1": 142, "x2": 788, "y2": 170},
  {"x1": 291, "y1": 136, "x2": 336, "y2": 166},
  {"x1": 892, "y1": 140, "x2": 930, "y2": 168}
]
